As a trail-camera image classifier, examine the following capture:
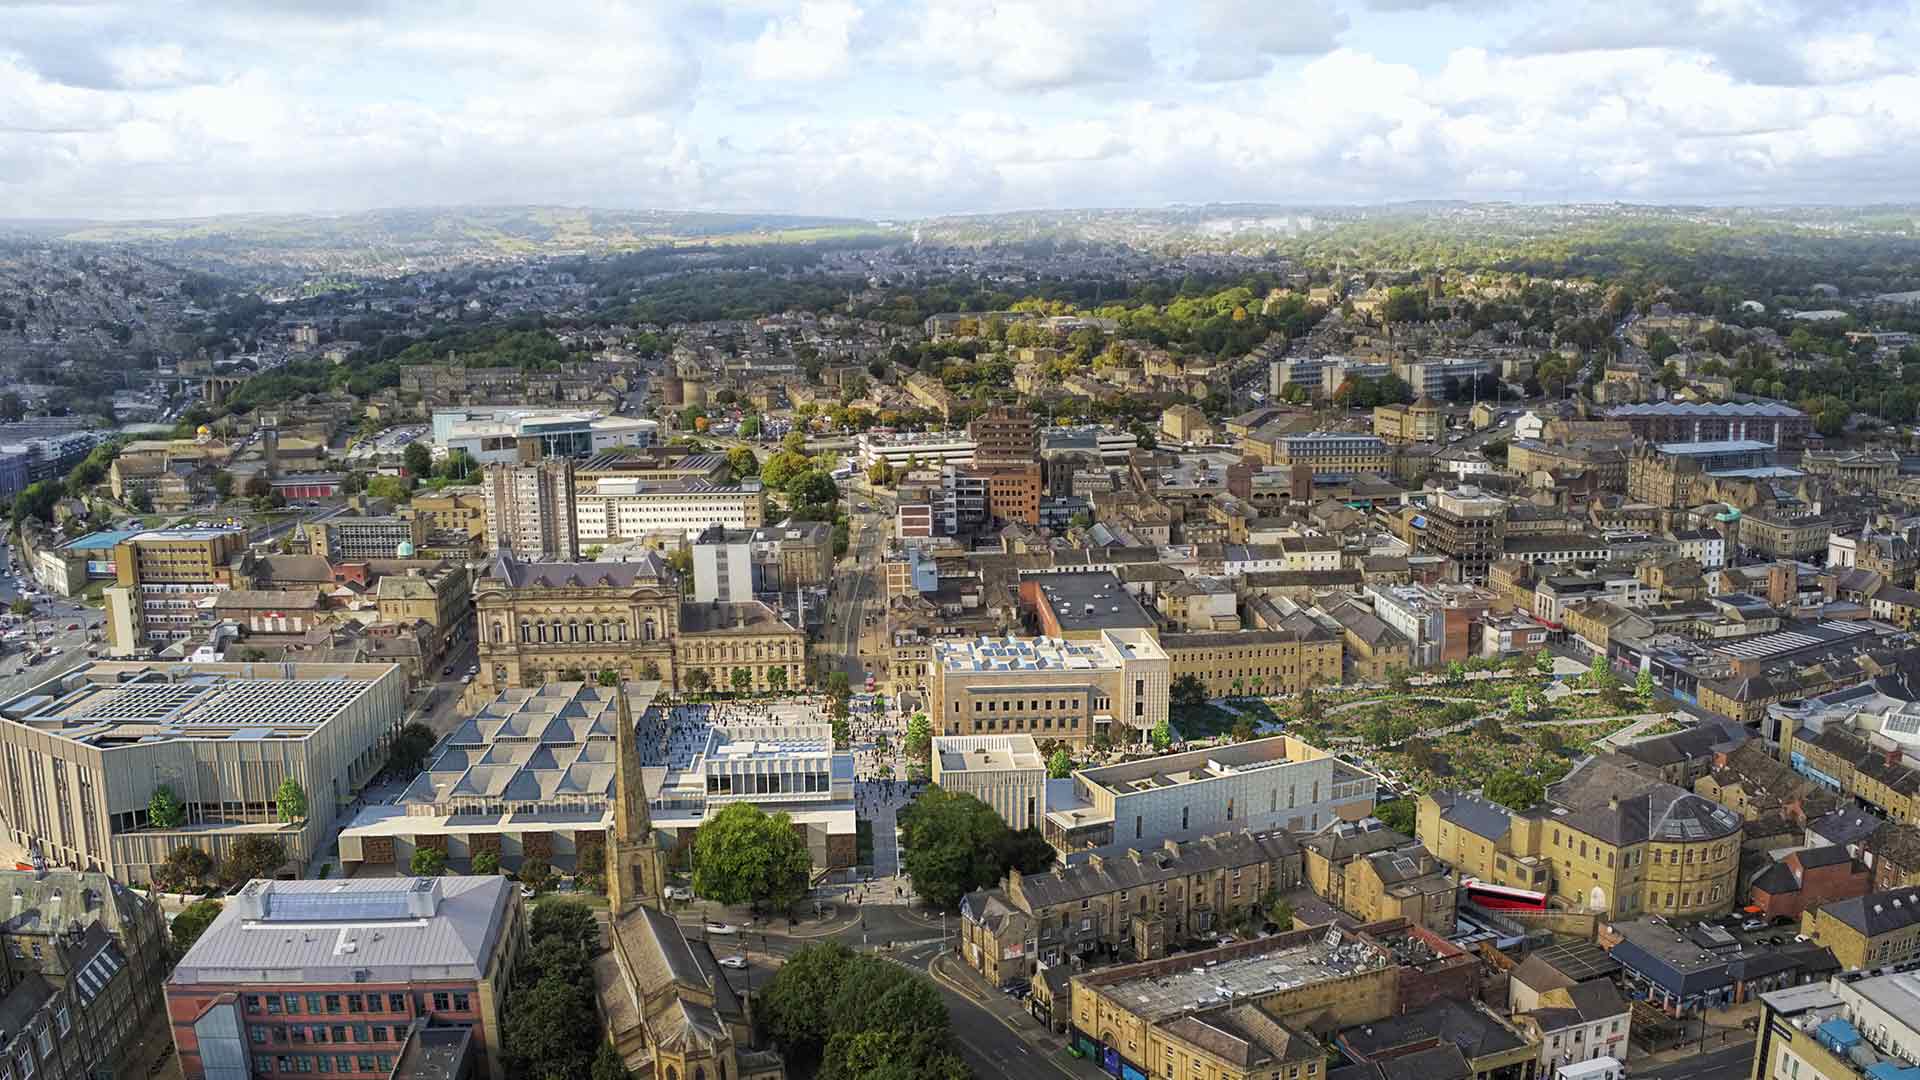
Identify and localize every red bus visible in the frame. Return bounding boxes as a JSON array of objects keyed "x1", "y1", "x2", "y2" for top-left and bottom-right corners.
[{"x1": 1462, "y1": 878, "x2": 1549, "y2": 911}]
